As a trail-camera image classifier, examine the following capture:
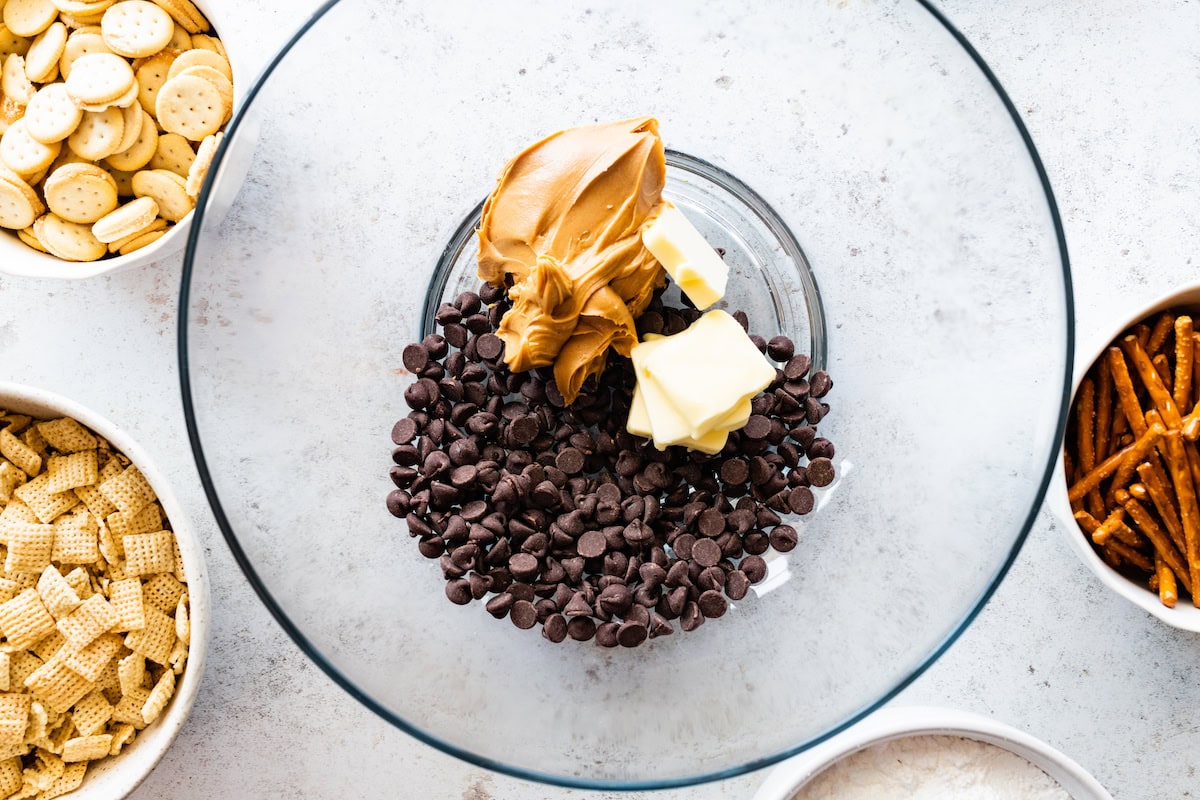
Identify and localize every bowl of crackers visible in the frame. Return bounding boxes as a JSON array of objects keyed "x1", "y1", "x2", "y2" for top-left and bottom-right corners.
[
  {"x1": 0, "y1": 0, "x2": 240, "y2": 278},
  {"x1": 1050, "y1": 286, "x2": 1200, "y2": 631},
  {"x1": 0, "y1": 380, "x2": 208, "y2": 798}
]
